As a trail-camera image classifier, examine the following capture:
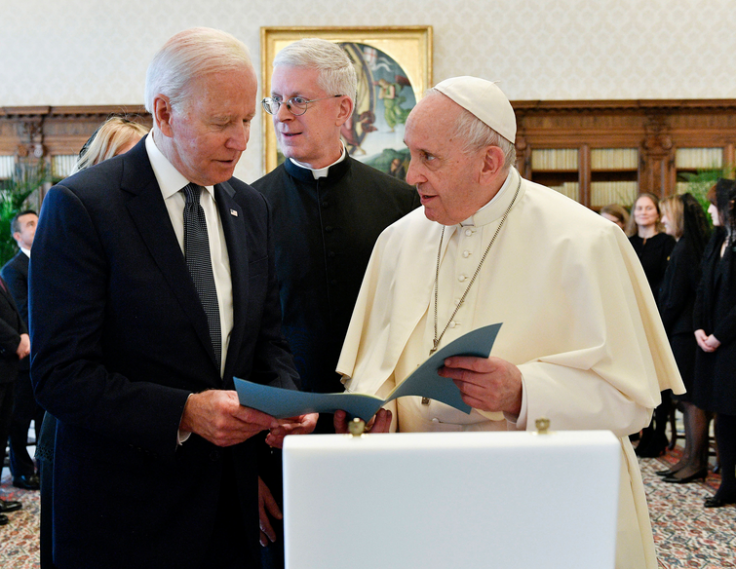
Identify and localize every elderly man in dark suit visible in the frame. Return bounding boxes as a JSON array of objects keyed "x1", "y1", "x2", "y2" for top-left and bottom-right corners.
[
  {"x1": 29, "y1": 27, "x2": 312, "y2": 569},
  {"x1": 0, "y1": 275, "x2": 26, "y2": 526},
  {"x1": 1, "y1": 209, "x2": 44, "y2": 491}
]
